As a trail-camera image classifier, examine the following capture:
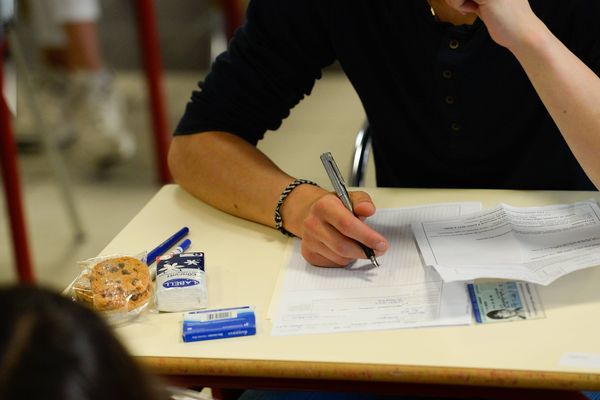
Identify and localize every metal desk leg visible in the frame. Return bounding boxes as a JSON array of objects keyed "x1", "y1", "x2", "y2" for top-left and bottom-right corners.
[
  {"x1": 8, "y1": 32, "x2": 85, "y2": 243},
  {"x1": 134, "y1": 0, "x2": 171, "y2": 184},
  {"x1": 0, "y1": 41, "x2": 35, "y2": 283}
]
